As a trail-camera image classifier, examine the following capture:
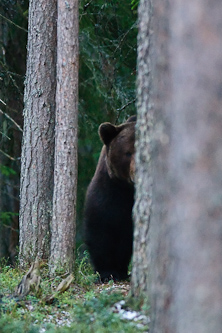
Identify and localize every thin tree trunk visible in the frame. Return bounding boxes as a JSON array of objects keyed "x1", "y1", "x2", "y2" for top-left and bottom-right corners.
[
  {"x1": 49, "y1": 0, "x2": 79, "y2": 274},
  {"x1": 131, "y1": 0, "x2": 153, "y2": 300},
  {"x1": 19, "y1": 0, "x2": 57, "y2": 266},
  {"x1": 0, "y1": 148, "x2": 8, "y2": 259},
  {"x1": 0, "y1": 14, "x2": 10, "y2": 260}
]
